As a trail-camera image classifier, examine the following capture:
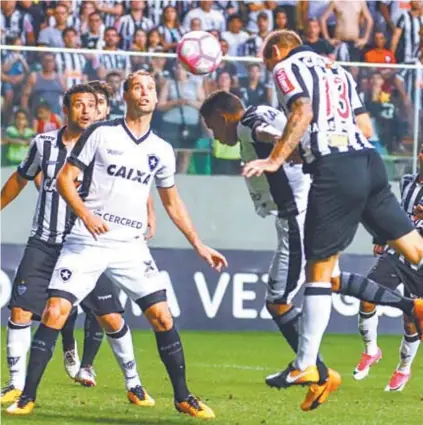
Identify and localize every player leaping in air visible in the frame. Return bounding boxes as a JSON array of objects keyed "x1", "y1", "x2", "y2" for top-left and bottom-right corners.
[
  {"x1": 200, "y1": 90, "x2": 423, "y2": 411},
  {"x1": 7, "y1": 70, "x2": 227, "y2": 419},
  {"x1": 242, "y1": 29, "x2": 423, "y2": 410}
]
